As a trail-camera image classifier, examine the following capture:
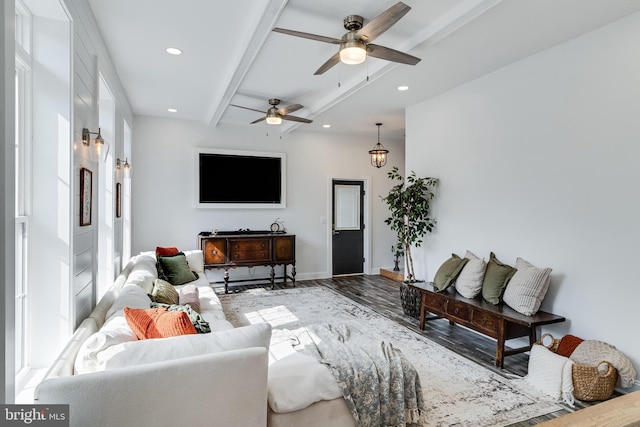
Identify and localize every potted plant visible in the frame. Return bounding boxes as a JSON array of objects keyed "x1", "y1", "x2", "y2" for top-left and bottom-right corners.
[{"x1": 382, "y1": 166, "x2": 438, "y2": 318}]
